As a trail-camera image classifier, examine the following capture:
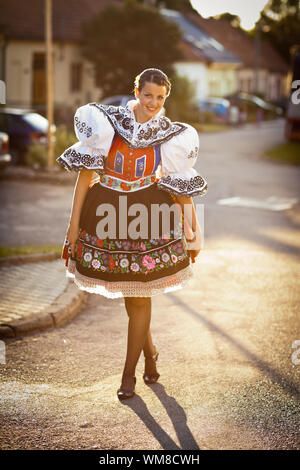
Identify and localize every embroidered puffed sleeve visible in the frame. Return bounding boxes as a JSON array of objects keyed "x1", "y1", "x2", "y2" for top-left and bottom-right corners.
[
  {"x1": 56, "y1": 103, "x2": 115, "y2": 174},
  {"x1": 157, "y1": 124, "x2": 208, "y2": 197}
]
